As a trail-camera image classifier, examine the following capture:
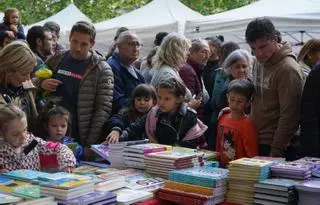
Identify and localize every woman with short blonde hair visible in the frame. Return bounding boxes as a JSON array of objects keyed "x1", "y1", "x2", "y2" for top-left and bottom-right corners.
[{"x1": 0, "y1": 40, "x2": 38, "y2": 131}]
